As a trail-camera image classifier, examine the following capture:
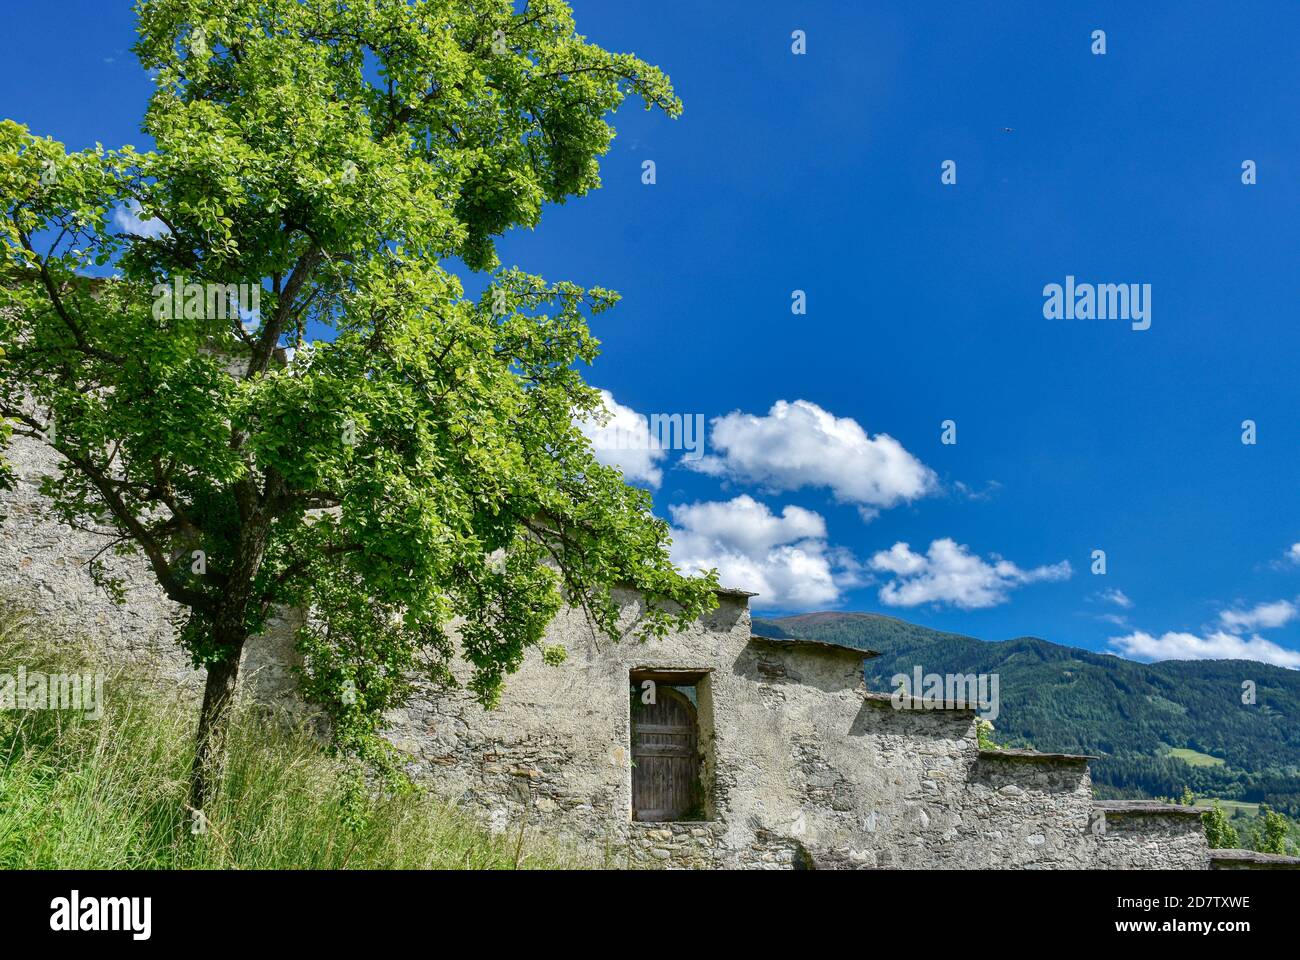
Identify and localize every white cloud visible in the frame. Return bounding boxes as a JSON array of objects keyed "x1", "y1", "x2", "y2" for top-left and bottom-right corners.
[
  {"x1": 1109, "y1": 630, "x2": 1300, "y2": 669},
  {"x1": 1287, "y1": 543, "x2": 1300, "y2": 564},
  {"x1": 869, "y1": 538, "x2": 1072, "y2": 610},
  {"x1": 689, "y1": 400, "x2": 936, "y2": 514},
  {"x1": 577, "y1": 389, "x2": 665, "y2": 488},
  {"x1": 668, "y1": 496, "x2": 825, "y2": 555},
  {"x1": 113, "y1": 201, "x2": 169, "y2": 239},
  {"x1": 954, "y1": 479, "x2": 1002, "y2": 502},
  {"x1": 668, "y1": 495, "x2": 863, "y2": 610},
  {"x1": 1218, "y1": 599, "x2": 1297, "y2": 634},
  {"x1": 1095, "y1": 588, "x2": 1134, "y2": 609}
]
